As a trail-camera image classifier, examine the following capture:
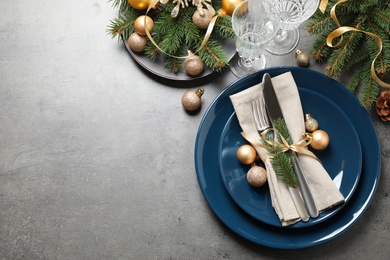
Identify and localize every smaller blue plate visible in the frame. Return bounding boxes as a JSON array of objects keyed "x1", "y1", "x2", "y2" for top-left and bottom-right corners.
[{"x1": 219, "y1": 88, "x2": 362, "y2": 228}]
